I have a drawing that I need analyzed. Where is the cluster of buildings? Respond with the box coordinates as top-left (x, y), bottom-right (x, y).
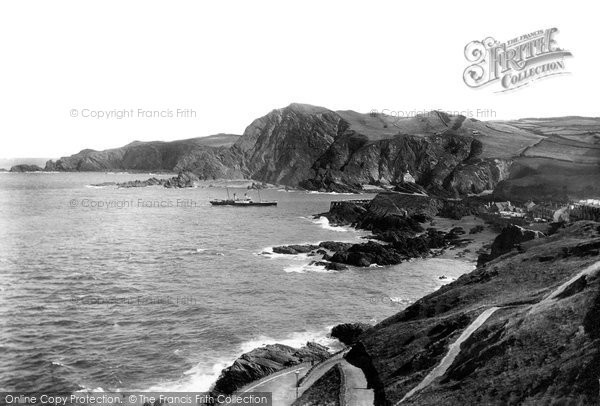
top-left (487, 199), bottom-right (600, 223)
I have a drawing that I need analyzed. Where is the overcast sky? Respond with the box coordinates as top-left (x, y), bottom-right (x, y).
top-left (0, 0), bottom-right (597, 158)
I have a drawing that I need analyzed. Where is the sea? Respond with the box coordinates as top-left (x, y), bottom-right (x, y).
top-left (0, 172), bottom-right (474, 393)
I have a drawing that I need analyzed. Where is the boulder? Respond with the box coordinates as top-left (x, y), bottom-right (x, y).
top-left (272, 244), bottom-right (319, 254)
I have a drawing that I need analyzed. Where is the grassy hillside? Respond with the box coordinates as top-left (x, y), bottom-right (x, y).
top-left (347, 221), bottom-right (600, 405)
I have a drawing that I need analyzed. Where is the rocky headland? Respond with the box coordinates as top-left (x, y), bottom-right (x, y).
top-left (36, 104), bottom-right (600, 200)
top-left (9, 164), bottom-right (44, 172)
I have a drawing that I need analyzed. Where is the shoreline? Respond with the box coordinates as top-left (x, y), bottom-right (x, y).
top-left (206, 212), bottom-right (499, 397)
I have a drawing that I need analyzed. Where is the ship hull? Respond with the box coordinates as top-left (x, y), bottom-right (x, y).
top-left (209, 200), bottom-right (277, 207)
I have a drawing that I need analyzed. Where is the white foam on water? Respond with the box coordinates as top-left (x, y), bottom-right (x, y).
top-left (284, 263), bottom-right (334, 274)
top-left (137, 326), bottom-right (342, 393)
top-left (239, 327), bottom-right (341, 355)
top-left (312, 216), bottom-right (349, 232)
top-left (144, 360), bottom-right (231, 392)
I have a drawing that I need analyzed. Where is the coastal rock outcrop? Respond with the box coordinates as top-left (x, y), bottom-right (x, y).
top-left (212, 342), bottom-right (330, 395)
top-left (477, 224), bottom-right (545, 265)
top-left (345, 221), bottom-right (600, 405)
top-left (9, 164), bottom-right (43, 172)
top-left (115, 171), bottom-right (200, 188)
top-left (331, 323), bottom-right (371, 346)
top-left (44, 134), bottom-right (242, 176)
top-left (271, 226), bottom-right (470, 268)
top-left (232, 103), bottom-right (347, 186)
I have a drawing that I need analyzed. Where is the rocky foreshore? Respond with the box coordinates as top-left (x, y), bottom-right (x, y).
top-left (211, 342), bottom-right (330, 396)
top-left (270, 189), bottom-right (493, 270)
top-left (271, 225), bottom-right (471, 270)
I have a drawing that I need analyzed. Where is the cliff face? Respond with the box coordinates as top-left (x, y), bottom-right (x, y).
top-left (44, 134), bottom-right (242, 178)
top-left (345, 221), bottom-right (600, 405)
top-left (302, 133), bottom-right (498, 195)
top-left (232, 104), bottom-right (347, 186)
top-left (43, 105), bottom-right (600, 197)
top-left (9, 164), bottom-right (44, 172)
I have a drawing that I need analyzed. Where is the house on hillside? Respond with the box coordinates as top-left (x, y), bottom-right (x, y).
top-left (491, 201), bottom-right (513, 212)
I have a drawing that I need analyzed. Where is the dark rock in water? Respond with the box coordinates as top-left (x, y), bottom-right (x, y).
top-left (9, 164), bottom-right (43, 172)
top-left (478, 224), bottom-right (545, 265)
top-left (163, 171), bottom-right (199, 188)
top-left (325, 262), bottom-right (348, 271)
top-left (212, 342), bottom-right (330, 395)
top-left (313, 261), bottom-right (348, 271)
top-left (331, 323), bottom-right (371, 346)
top-left (331, 241), bottom-right (405, 267)
top-left (90, 181), bottom-right (117, 187)
top-left (319, 202), bottom-right (368, 227)
top-left (117, 172), bottom-right (199, 188)
top-left (318, 241), bottom-right (354, 252)
top-left (272, 244), bottom-right (319, 254)
top-left (117, 178), bottom-right (163, 188)
top-left (323, 227), bottom-right (465, 268)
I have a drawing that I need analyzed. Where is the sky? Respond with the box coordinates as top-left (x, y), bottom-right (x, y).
top-left (0, 0), bottom-right (598, 159)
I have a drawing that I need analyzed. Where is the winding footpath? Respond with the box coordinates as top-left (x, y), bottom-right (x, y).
top-left (239, 362), bottom-right (311, 405)
top-left (397, 306), bottom-right (500, 404)
top-left (398, 260), bottom-right (600, 404)
top-left (238, 348), bottom-right (374, 405)
top-left (528, 260), bottom-right (600, 315)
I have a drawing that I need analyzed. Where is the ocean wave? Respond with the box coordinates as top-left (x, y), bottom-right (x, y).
top-left (311, 216), bottom-right (350, 232)
top-left (239, 327), bottom-right (342, 355)
top-left (257, 246), bottom-right (318, 260)
top-left (283, 263), bottom-right (334, 274)
top-left (143, 361), bottom-right (230, 392)
top-left (84, 185), bottom-right (109, 189)
top-left (142, 326), bottom-right (345, 392)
